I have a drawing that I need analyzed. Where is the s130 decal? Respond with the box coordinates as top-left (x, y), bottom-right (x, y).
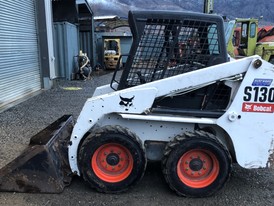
top-left (243, 86), bottom-right (274, 103)
top-left (242, 79), bottom-right (274, 113)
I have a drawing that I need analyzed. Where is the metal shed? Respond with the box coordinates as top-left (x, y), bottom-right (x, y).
top-left (0, 0), bottom-right (41, 109)
top-left (53, 22), bottom-right (79, 80)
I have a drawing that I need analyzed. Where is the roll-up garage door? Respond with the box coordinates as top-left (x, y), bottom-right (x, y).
top-left (0, 0), bottom-right (41, 109)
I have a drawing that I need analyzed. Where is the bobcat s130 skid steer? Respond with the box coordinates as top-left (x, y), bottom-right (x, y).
top-left (0, 10), bottom-right (274, 197)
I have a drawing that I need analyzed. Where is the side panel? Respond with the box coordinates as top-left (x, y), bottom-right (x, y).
top-left (100, 114), bottom-right (196, 143)
top-left (69, 57), bottom-right (256, 174)
top-left (217, 59), bottom-right (274, 168)
top-left (93, 83), bottom-right (117, 96)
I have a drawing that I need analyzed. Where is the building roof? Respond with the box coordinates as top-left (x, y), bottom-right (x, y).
top-left (94, 16), bottom-right (129, 30)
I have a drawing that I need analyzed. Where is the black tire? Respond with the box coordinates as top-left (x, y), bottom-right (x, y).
top-left (78, 125), bottom-right (147, 193)
top-left (162, 130), bottom-right (231, 197)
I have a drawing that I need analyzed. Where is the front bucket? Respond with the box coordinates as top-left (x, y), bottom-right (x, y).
top-left (0, 115), bottom-right (74, 193)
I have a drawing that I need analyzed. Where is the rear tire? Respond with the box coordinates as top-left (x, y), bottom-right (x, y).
top-left (78, 125), bottom-right (146, 193)
top-left (162, 130), bottom-right (231, 197)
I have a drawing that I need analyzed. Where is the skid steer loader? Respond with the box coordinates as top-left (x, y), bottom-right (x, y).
top-left (1, 10), bottom-right (274, 197)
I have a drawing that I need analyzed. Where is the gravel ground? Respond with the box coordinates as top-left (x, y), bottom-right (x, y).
top-left (0, 71), bottom-right (274, 206)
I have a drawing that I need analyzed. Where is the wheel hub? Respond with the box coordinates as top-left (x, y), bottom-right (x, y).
top-left (106, 153), bottom-right (120, 166)
top-left (177, 149), bottom-right (220, 188)
top-left (91, 143), bottom-right (134, 183)
top-left (189, 158), bottom-right (203, 171)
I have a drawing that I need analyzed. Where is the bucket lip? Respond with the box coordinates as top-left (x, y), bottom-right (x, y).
top-left (30, 115), bottom-right (73, 146)
top-left (0, 115), bottom-right (74, 193)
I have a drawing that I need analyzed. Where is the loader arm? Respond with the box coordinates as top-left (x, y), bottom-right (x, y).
top-left (69, 56), bottom-right (256, 175)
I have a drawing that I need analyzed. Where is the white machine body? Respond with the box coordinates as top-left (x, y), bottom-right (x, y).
top-left (68, 56), bottom-right (274, 175)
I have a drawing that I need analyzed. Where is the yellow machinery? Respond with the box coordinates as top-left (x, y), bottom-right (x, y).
top-left (226, 18), bottom-right (274, 64)
top-left (104, 38), bottom-right (121, 70)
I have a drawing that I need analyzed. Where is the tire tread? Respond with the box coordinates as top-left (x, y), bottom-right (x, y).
top-left (78, 125), bottom-right (146, 193)
top-left (162, 130), bottom-right (232, 197)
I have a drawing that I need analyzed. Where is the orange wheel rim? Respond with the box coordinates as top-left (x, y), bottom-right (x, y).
top-left (177, 149), bottom-right (219, 188)
top-left (91, 143), bottom-right (133, 183)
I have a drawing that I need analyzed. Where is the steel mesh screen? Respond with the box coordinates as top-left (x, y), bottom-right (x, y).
top-left (204, 83), bottom-right (231, 110)
top-left (125, 18), bottom-right (220, 87)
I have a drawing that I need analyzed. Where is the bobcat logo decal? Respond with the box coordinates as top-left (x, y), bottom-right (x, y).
top-left (119, 95), bottom-right (135, 107)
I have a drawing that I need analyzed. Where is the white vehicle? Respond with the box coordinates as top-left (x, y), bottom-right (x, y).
top-left (1, 10), bottom-right (273, 198)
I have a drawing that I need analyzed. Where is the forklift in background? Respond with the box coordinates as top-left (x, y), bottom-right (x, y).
top-left (203, 0), bottom-right (274, 64)
top-left (226, 18), bottom-right (274, 64)
top-left (103, 38), bottom-right (122, 69)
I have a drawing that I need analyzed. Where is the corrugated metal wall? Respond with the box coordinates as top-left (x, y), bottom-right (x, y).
top-left (79, 32), bottom-right (92, 61)
top-left (0, 0), bottom-right (41, 109)
top-left (53, 22), bottom-right (79, 80)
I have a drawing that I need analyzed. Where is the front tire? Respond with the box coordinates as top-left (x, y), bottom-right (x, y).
top-left (162, 130), bottom-right (231, 197)
top-left (78, 125), bottom-right (146, 193)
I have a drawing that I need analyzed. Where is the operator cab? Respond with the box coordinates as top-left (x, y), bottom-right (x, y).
top-left (111, 11), bottom-right (231, 116)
